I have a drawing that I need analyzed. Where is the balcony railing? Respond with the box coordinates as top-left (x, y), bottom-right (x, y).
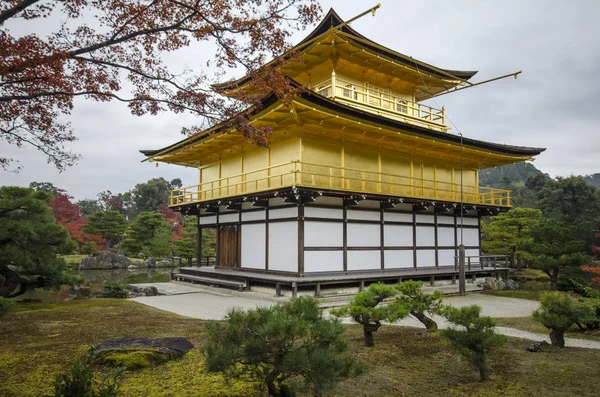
top-left (313, 77), bottom-right (446, 131)
top-left (170, 161), bottom-right (511, 207)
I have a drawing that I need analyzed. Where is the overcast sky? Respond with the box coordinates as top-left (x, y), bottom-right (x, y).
top-left (2, 0), bottom-right (599, 200)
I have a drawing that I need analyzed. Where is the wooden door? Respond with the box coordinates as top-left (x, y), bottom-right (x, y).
top-left (218, 225), bottom-right (238, 267)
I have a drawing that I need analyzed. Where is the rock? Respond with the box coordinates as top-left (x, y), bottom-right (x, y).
top-left (75, 287), bottom-right (91, 299)
top-left (79, 250), bottom-right (132, 270)
top-left (143, 286), bottom-right (159, 296)
top-left (495, 279), bottom-right (506, 290)
top-left (480, 277), bottom-right (496, 291)
top-left (156, 259), bottom-right (172, 268)
top-left (147, 257), bottom-right (156, 268)
top-left (505, 279), bottom-right (520, 290)
top-left (527, 340), bottom-right (549, 352)
top-left (92, 337), bottom-right (194, 369)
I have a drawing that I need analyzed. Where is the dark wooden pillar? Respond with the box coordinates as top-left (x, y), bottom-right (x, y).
top-left (196, 216), bottom-right (203, 267)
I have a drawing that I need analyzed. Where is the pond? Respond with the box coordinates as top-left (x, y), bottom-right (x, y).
top-left (16, 267), bottom-right (178, 303)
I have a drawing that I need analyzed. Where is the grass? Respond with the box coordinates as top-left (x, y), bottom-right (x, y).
top-left (2, 299), bottom-right (600, 397)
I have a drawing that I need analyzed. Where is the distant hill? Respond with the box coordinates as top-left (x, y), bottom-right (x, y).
top-left (479, 162), bottom-right (544, 189)
top-left (584, 174), bottom-right (600, 189)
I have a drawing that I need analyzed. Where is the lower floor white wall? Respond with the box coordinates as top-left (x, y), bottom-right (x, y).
top-left (304, 251), bottom-right (343, 273)
top-left (241, 224), bottom-right (265, 269)
top-left (268, 222), bottom-right (298, 272)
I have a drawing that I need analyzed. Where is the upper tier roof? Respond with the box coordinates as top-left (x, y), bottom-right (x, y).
top-left (213, 8), bottom-right (478, 100)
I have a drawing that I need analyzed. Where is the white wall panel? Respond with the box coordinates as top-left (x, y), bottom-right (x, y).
top-left (304, 207), bottom-right (343, 219)
top-left (219, 213), bottom-right (238, 223)
top-left (463, 217), bottom-right (479, 226)
top-left (438, 249), bottom-right (456, 267)
top-left (437, 216), bottom-right (455, 225)
top-left (464, 228), bottom-right (480, 247)
top-left (416, 214), bottom-right (435, 224)
top-left (269, 207), bottom-right (298, 219)
top-left (417, 249), bottom-right (436, 267)
top-left (347, 250), bottom-right (381, 271)
top-left (384, 250), bottom-right (414, 269)
top-left (241, 224), bottom-right (265, 269)
top-left (438, 227), bottom-right (455, 247)
top-left (347, 223), bottom-right (380, 247)
top-left (383, 212), bottom-right (412, 222)
top-left (383, 225), bottom-right (413, 247)
top-left (242, 210), bottom-right (265, 222)
top-left (466, 249), bottom-right (480, 258)
top-left (305, 222), bottom-right (343, 247)
top-left (199, 215), bottom-right (216, 225)
top-left (416, 226), bottom-right (435, 247)
top-left (268, 222), bottom-right (297, 272)
top-left (304, 251), bottom-right (343, 273)
top-left (347, 209), bottom-right (380, 221)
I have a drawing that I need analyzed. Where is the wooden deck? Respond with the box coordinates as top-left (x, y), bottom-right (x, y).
top-left (172, 265), bottom-right (509, 297)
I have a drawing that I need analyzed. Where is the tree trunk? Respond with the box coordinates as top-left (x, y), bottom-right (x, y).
top-left (363, 326), bottom-right (375, 348)
top-left (411, 311), bottom-right (438, 331)
top-left (0, 263), bottom-right (26, 298)
top-left (265, 377), bottom-right (280, 397)
top-left (549, 329), bottom-right (565, 347)
top-left (479, 366), bottom-right (491, 381)
top-left (516, 254), bottom-right (522, 271)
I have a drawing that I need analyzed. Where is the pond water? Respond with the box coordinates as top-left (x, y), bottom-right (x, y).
top-left (16, 267), bottom-right (178, 303)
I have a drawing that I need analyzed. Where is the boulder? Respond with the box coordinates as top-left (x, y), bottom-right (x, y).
top-left (505, 279), bottom-right (520, 290)
top-left (143, 286), bottom-right (159, 296)
top-left (526, 340), bottom-right (549, 352)
top-left (92, 337), bottom-right (194, 369)
top-left (147, 257), bottom-right (157, 268)
top-left (79, 250), bottom-right (133, 270)
top-left (156, 259), bottom-right (172, 268)
top-left (478, 277), bottom-right (519, 291)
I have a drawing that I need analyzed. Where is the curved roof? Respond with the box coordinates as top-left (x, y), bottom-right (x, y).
top-left (141, 80), bottom-right (544, 161)
top-left (212, 8), bottom-right (477, 93)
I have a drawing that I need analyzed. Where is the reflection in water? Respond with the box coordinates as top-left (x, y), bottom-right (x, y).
top-left (16, 267), bottom-right (177, 303)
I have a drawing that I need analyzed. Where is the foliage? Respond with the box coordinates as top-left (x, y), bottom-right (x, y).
top-left (440, 305), bottom-right (506, 381)
top-left (0, 186), bottom-right (78, 298)
top-left (49, 191), bottom-right (105, 250)
top-left (521, 217), bottom-right (589, 290)
top-left (532, 292), bottom-right (593, 347)
top-left (122, 212), bottom-right (168, 256)
top-left (557, 277), bottom-right (600, 298)
top-left (76, 199), bottom-right (103, 218)
top-left (204, 297), bottom-right (364, 397)
top-left (84, 211), bottom-right (127, 249)
top-left (395, 280), bottom-right (442, 331)
top-left (172, 217), bottom-right (216, 263)
top-left (100, 282), bottom-right (129, 299)
top-left (52, 349), bottom-right (123, 397)
top-left (0, 297), bottom-right (16, 318)
top-left (131, 179), bottom-right (181, 215)
top-left (581, 264), bottom-right (600, 286)
top-left (580, 299), bottom-right (600, 331)
top-left (481, 208), bottom-right (542, 267)
top-left (331, 282), bottom-right (408, 347)
top-left (1, 0), bottom-right (320, 171)
top-left (157, 203), bottom-right (185, 240)
top-left (479, 162), bottom-right (544, 190)
top-left (142, 226), bottom-right (173, 259)
top-left (80, 241), bottom-right (97, 256)
top-left (584, 173), bottom-right (600, 189)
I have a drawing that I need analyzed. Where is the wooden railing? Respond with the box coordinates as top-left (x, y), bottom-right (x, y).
top-left (170, 161), bottom-right (511, 207)
top-left (454, 255), bottom-right (511, 270)
top-left (314, 77), bottom-right (446, 131)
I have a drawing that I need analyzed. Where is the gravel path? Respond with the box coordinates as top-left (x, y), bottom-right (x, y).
top-left (132, 290), bottom-right (600, 349)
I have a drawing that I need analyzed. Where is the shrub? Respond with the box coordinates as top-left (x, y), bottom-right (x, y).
top-left (395, 280), bottom-right (443, 331)
top-left (331, 282), bottom-right (408, 347)
top-left (558, 278), bottom-right (599, 298)
top-left (99, 282), bottom-right (129, 299)
top-left (204, 297), bottom-right (364, 397)
top-left (52, 349), bottom-right (123, 397)
top-left (80, 241), bottom-right (96, 256)
top-left (440, 305), bottom-right (506, 381)
top-left (0, 297), bottom-right (16, 318)
top-left (532, 292), bottom-right (593, 347)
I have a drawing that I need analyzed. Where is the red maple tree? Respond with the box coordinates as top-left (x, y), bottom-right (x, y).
top-left (48, 190), bottom-right (105, 249)
top-left (1, 0), bottom-right (320, 170)
top-left (157, 203), bottom-right (185, 241)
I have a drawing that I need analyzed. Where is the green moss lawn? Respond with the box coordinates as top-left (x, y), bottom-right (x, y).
top-left (2, 299), bottom-right (600, 397)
